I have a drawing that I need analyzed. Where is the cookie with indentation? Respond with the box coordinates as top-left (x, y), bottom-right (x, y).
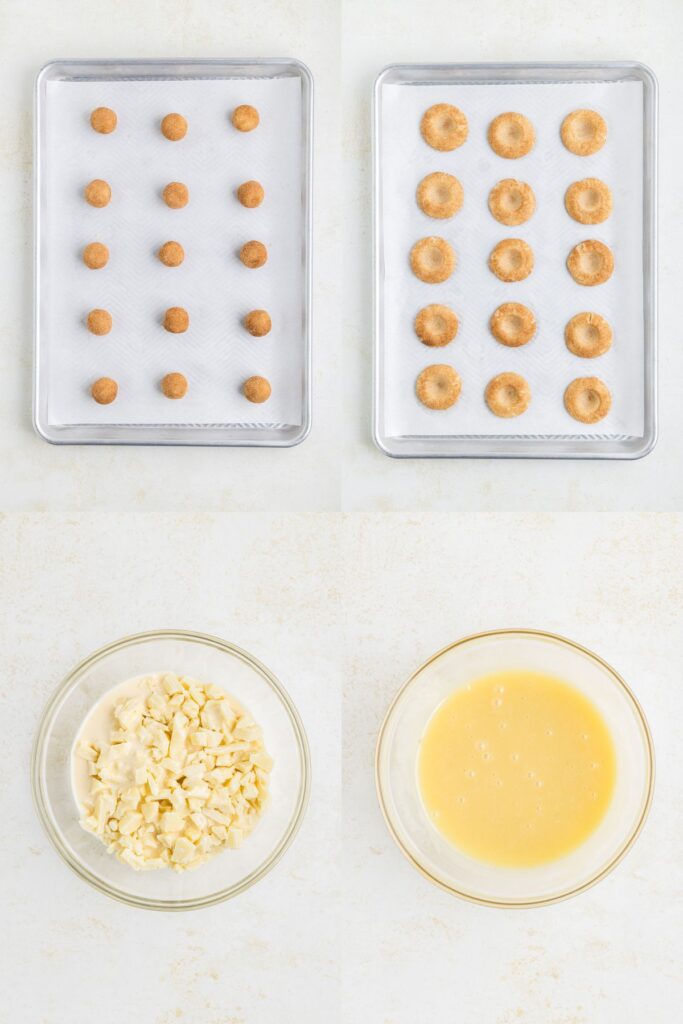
top-left (488, 238), bottom-right (534, 282)
top-left (90, 107), bottom-right (117, 134)
top-left (567, 240), bottom-right (613, 286)
top-left (565, 313), bottom-right (612, 358)
top-left (488, 113), bottom-right (535, 158)
top-left (410, 236), bottom-right (456, 284)
top-left (232, 105), bottom-right (259, 132)
top-left (485, 372), bottom-right (531, 418)
top-left (565, 178), bottom-right (612, 225)
top-left (488, 179), bottom-right (535, 226)
top-left (561, 110), bottom-right (607, 156)
top-left (161, 113), bottom-right (187, 141)
top-left (244, 310), bottom-right (272, 337)
top-left (83, 242), bottom-right (109, 269)
top-left (243, 376), bottom-right (272, 403)
top-left (415, 364), bottom-right (461, 410)
top-left (237, 180), bottom-right (265, 208)
top-left (161, 372), bottom-right (188, 399)
top-left (84, 179), bottom-right (111, 208)
top-left (490, 303), bottom-right (536, 348)
top-left (564, 377), bottom-right (611, 423)
top-left (420, 104), bottom-right (468, 151)
top-left (158, 241), bottom-right (185, 267)
top-left (91, 377), bottom-right (118, 404)
top-left (87, 309), bottom-right (112, 336)
top-left (416, 172), bottom-right (463, 219)
top-left (163, 182), bottom-right (189, 209)
top-left (414, 304), bottom-right (458, 347)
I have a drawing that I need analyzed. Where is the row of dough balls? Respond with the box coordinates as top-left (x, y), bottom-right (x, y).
top-left (90, 105), bottom-right (261, 137)
top-left (417, 173), bottom-right (612, 226)
top-left (84, 178), bottom-right (264, 210)
top-left (416, 366), bottom-right (611, 424)
top-left (415, 303), bottom-right (612, 358)
top-left (85, 307), bottom-right (272, 337)
top-left (410, 235), bottom-right (614, 286)
top-left (420, 105), bottom-right (607, 158)
top-left (81, 239), bottom-right (268, 269)
top-left (91, 374), bottom-right (272, 405)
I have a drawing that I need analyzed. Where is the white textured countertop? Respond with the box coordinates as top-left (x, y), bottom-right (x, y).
top-left (1, 0), bottom-right (682, 1021)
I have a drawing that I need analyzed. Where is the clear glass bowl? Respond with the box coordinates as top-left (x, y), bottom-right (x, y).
top-left (32, 630), bottom-right (310, 910)
top-left (376, 629), bottom-right (654, 908)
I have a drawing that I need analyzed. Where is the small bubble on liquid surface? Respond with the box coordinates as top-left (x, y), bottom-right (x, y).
top-left (511, 752), bottom-right (520, 762)
top-left (581, 732), bottom-right (589, 742)
top-left (546, 728), bottom-right (554, 737)
top-left (465, 768), bottom-right (477, 779)
top-left (499, 721), bottom-right (509, 731)
top-left (527, 770), bottom-right (536, 779)
top-left (492, 698), bottom-right (504, 709)
top-left (476, 740), bottom-right (488, 752)
top-left (535, 780), bottom-right (544, 788)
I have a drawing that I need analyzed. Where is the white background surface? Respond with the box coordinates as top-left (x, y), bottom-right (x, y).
top-left (1, 0), bottom-right (682, 1022)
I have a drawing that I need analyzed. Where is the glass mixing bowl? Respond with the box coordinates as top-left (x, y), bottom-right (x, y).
top-left (32, 629), bottom-right (310, 910)
top-left (376, 629), bottom-right (654, 908)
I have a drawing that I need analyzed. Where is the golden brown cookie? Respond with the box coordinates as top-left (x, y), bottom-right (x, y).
top-left (488, 113), bottom-right (535, 159)
top-left (565, 313), bottom-right (612, 358)
top-left (161, 113), bottom-right (187, 141)
top-left (239, 240), bottom-right (268, 268)
top-left (561, 110), bottom-right (607, 156)
top-left (244, 310), bottom-right (272, 337)
top-left (410, 236), bottom-right (456, 284)
top-left (488, 179), bottom-right (535, 226)
top-left (565, 178), bottom-right (612, 225)
top-left (567, 240), bottom-right (613, 286)
top-left (91, 377), bottom-right (118, 404)
top-left (415, 364), bottom-right (461, 410)
top-left (83, 242), bottom-right (109, 269)
top-left (163, 182), bottom-right (189, 209)
top-left (488, 238), bottom-right (534, 282)
top-left (414, 304), bottom-right (459, 347)
top-left (564, 377), bottom-right (611, 423)
top-left (489, 303), bottom-right (536, 348)
top-left (86, 309), bottom-right (112, 336)
top-left (158, 241), bottom-right (185, 267)
top-left (161, 372), bottom-right (188, 399)
top-left (485, 372), bottom-right (531, 418)
top-left (90, 107), bottom-right (117, 134)
top-left (232, 105), bottom-right (260, 132)
top-left (416, 172), bottom-right (463, 219)
top-left (163, 307), bottom-right (189, 334)
top-left (84, 179), bottom-right (111, 208)
top-left (420, 104), bottom-right (468, 152)
top-left (243, 375), bottom-right (272, 403)
top-left (237, 180), bottom-right (265, 208)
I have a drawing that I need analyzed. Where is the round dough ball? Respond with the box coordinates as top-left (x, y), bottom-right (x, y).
top-left (237, 180), bottom-right (265, 208)
top-left (84, 179), bottom-right (112, 208)
top-left (410, 236), bottom-right (456, 284)
top-left (83, 242), bottom-right (109, 269)
top-left (565, 178), bottom-right (612, 225)
top-left (488, 179), bottom-right (535, 226)
top-left (566, 240), bottom-right (614, 286)
top-left (488, 112), bottom-right (535, 158)
top-left (161, 113), bottom-right (187, 141)
top-left (163, 182), bottom-right (189, 209)
top-left (565, 313), bottom-right (613, 358)
top-left (488, 238), bottom-right (534, 282)
top-left (489, 302), bottom-right (536, 347)
top-left (416, 172), bottom-right (463, 219)
top-left (91, 377), bottom-right (118, 404)
top-left (239, 240), bottom-right (268, 268)
top-left (414, 304), bottom-right (458, 347)
top-left (415, 364), bottom-right (461, 410)
top-left (163, 307), bottom-right (189, 333)
top-left (243, 375), bottom-right (272, 403)
top-left (232, 105), bottom-right (260, 132)
top-left (87, 308), bottom-right (112, 335)
top-left (244, 310), bottom-right (272, 337)
top-left (420, 104), bottom-right (468, 152)
top-left (161, 372), bottom-right (188, 399)
top-left (485, 372), bottom-right (531, 418)
top-left (561, 110), bottom-right (607, 156)
top-left (158, 241), bottom-right (185, 267)
top-left (90, 107), bottom-right (117, 134)
top-left (564, 376), bottom-right (611, 423)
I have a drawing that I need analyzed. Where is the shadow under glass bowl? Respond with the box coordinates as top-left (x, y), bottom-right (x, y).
top-left (376, 629), bottom-right (654, 908)
top-left (32, 629), bottom-right (310, 911)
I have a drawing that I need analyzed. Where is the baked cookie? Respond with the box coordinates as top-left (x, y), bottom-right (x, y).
top-left (488, 179), bottom-right (535, 226)
top-left (561, 110), bottom-right (607, 156)
top-left (565, 178), bottom-right (612, 225)
top-left (161, 372), bottom-right (188, 399)
top-left (161, 113), bottom-right (187, 141)
top-left (243, 376), bottom-right (272, 403)
top-left (485, 372), bottom-right (531, 418)
top-left (416, 172), bottom-right (463, 219)
top-left (410, 236), bottom-right (456, 284)
top-left (237, 180), bottom-right (265, 208)
top-left (232, 105), bottom-right (260, 132)
top-left (90, 107), bottom-right (117, 134)
top-left (244, 310), bottom-right (272, 337)
top-left (564, 377), bottom-right (611, 423)
top-left (565, 312), bottom-right (612, 358)
top-left (414, 304), bottom-right (459, 347)
top-left (488, 113), bottom-right (535, 159)
top-left (87, 309), bottom-right (112, 335)
top-left (567, 240), bottom-right (613, 286)
top-left (490, 303), bottom-right (536, 348)
top-left (163, 182), bottom-right (189, 209)
top-left (84, 179), bottom-right (111, 208)
top-left (83, 242), bottom-right (109, 269)
top-left (91, 377), bottom-right (118, 404)
top-left (158, 241), bottom-right (185, 267)
top-left (415, 364), bottom-right (461, 410)
top-left (239, 240), bottom-right (268, 268)
top-left (488, 238), bottom-right (534, 282)
top-left (163, 307), bottom-right (189, 333)
top-left (420, 104), bottom-right (468, 152)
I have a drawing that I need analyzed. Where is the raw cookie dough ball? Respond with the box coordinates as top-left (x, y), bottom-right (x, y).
top-left (410, 236), bottom-right (456, 284)
top-left (239, 240), bottom-right (268, 268)
top-left (90, 107), bottom-right (117, 134)
top-left (244, 310), bottom-right (272, 337)
top-left (488, 113), bottom-right (535, 159)
top-left (415, 364), bottom-right (461, 410)
top-left (561, 109), bottom-right (607, 156)
top-left (243, 375), bottom-right (272, 403)
top-left (91, 377), bottom-right (118, 404)
top-left (416, 172), bottom-right (463, 219)
top-left (565, 312), bottom-right (613, 358)
top-left (414, 304), bottom-right (459, 347)
top-left (161, 372), bottom-right (188, 399)
top-left (567, 240), bottom-right (614, 286)
top-left (488, 238), bottom-right (534, 282)
top-left (232, 105), bottom-right (260, 132)
top-left (237, 180), bottom-right (265, 208)
top-left (420, 104), bottom-right (468, 152)
top-left (565, 178), bottom-right (612, 225)
top-left (489, 302), bottom-right (536, 347)
top-left (485, 372), bottom-right (531, 418)
top-left (161, 113), bottom-right (187, 141)
top-left (83, 242), bottom-right (109, 269)
top-left (158, 241), bottom-right (185, 267)
top-left (84, 179), bottom-right (112, 208)
top-left (163, 307), bottom-right (189, 333)
top-left (488, 179), bottom-right (535, 226)
top-left (87, 308), bottom-right (112, 335)
top-left (163, 182), bottom-right (189, 209)
top-left (564, 376), bottom-right (611, 423)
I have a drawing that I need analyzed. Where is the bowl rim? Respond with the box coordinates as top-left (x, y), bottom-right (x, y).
top-left (375, 627), bottom-right (655, 909)
top-left (31, 628), bottom-right (311, 911)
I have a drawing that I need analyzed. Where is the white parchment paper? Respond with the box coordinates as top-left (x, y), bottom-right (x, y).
top-left (42, 76), bottom-right (304, 427)
top-left (379, 80), bottom-right (645, 438)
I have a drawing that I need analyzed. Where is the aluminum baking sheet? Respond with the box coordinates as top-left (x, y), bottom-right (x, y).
top-left (373, 62), bottom-right (657, 459)
top-left (34, 59), bottom-right (312, 446)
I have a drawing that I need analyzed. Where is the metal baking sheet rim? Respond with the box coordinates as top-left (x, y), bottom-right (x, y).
top-left (372, 60), bottom-right (658, 460)
top-left (33, 58), bottom-right (313, 448)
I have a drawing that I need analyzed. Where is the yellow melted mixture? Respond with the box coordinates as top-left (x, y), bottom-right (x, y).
top-left (418, 670), bottom-right (616, 867)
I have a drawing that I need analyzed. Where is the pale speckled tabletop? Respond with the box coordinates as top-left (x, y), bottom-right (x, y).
top-left (1, 0), bottom-right (682, 1021)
